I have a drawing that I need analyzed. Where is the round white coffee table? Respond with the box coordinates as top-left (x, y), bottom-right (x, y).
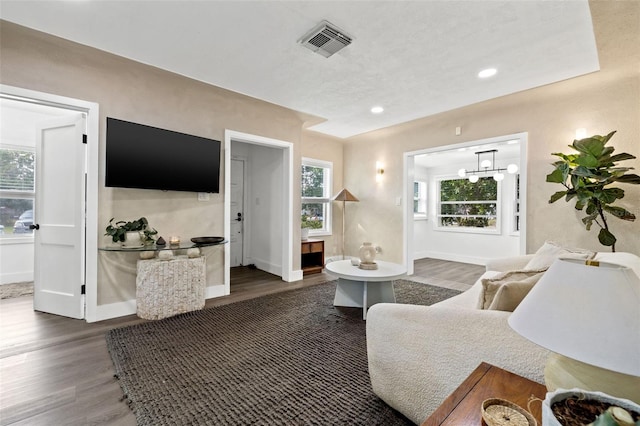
top-left (325, 260), bottom-right (407, 320)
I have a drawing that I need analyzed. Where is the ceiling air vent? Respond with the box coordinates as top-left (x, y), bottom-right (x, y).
top-left (299, 21), bottom-right (353, 58)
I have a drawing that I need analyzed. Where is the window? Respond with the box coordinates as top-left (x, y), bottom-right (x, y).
top-left (514, 174), bottom-right (521, 232)
top-left (413, 181), bottom-right (427, 219)
top-left (436, 176), bottom-right (499, 233)
top-left (0, 146), bottom-right (35, 237)
top-left (301, 158), bottom-right (332, 236)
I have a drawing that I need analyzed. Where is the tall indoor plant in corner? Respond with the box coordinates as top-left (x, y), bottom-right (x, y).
top-left (546, 131), bottom-right (640, 252)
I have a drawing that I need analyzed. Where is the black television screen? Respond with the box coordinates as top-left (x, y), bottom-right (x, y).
top-left (106, 118), bottom-right (220, 193)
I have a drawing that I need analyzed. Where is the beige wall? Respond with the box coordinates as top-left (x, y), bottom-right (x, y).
top-left (342, 1), bottom-right (640, 260)
top-left (0, 21), bottom-right (342, 305)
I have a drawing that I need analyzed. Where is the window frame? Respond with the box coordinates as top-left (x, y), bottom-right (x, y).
top-left (434, 175), bottom-right (501, 235)
top-left (413, 180), bottom-right (427, 220)
top-left (0, 144), bottom-right (36, 241)
top-left (301, 157), bottom-right (333, 237)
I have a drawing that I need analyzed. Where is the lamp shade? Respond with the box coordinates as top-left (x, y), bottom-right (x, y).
top-left (333, 188), bottom-right (359, 202)
top-left (508, 258), bottom-right (640, 377)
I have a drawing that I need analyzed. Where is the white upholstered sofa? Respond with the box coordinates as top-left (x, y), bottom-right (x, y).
top-left (366, 248), bottom-right (640, 425)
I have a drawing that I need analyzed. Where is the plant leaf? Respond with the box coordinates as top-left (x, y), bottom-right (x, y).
top-left (549, 191), bottom-right (567, 203)
top-left (615, 174), bottom-right (640, 184)
top-left (575, 154), bottom-right (599, 168)
top-left (573, 137), bottom-right (605, 158)
top-left (603, 205), bottom-right (636, 221)
top-left (598, 228), bottom-right (616, 246)
top-left (609, 152), bottom-right (636, 162)
top-left (546, 168), bottom-right (566, 184)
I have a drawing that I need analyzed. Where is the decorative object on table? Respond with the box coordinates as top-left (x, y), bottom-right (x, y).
top-left (105, 217), bottom-right (156, 247)
top-left (158, 250), bottom-right (173, 261)
top-left (190, 236), bottom-right (225, 245)
top-left (350, 257), bottom-right (360, 266)
top-left (546, 131), bottom-right (639, 252)
top-left (358, 242), bottom-right (378, 270)
top-left (509, 258), bottom-right (640, 403)
top-left (169, 236), bottom-right (180, 247)
top-left (481, 398), bottom-right (536, 426)
top-left (542, 389), bottom-right (640, 426)
top-left (187, 248), bottom-right (201, 258)
top-left (332, 188), bottom-right (359, 260)
top-left (139, 251), bottom-right (156, 260)
top-left (301, 226), bottom-right (310, 241)
top-left (156, 236), bottom-right (166, 246)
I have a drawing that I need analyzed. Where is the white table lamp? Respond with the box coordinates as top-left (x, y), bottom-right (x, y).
top-left (508, 258), bottom-right (640, 403)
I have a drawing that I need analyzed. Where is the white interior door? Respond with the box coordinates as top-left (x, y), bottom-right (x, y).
top-left (230, 158), bottom-right (245, 267)
top-left (33, 114), bottom-right (86, 319)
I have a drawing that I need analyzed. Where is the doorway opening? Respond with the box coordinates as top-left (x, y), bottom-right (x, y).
top-left (403, 133), bottom-right (528, 275)
top-left (0, 85), bottom-right (99, 321)
top-left (224, 130), bottom-right (296, 295)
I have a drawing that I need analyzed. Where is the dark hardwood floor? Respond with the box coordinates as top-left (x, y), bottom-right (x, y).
top-left (0, 258), bottom-right (484, 425)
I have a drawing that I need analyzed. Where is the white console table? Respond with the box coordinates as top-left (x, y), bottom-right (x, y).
top-left (136, 255), bottom-right (206, 320)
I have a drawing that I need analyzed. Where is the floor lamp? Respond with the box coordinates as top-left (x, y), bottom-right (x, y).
top-left (332, 188), bottom-right (359, 260)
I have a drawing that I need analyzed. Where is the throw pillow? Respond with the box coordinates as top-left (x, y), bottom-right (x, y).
top-left (477, 269), bottom-right (546, 310)
top-left (487, 279), bottom-right (538, 312)
top-left (524, 240), bottom-right (596, 270)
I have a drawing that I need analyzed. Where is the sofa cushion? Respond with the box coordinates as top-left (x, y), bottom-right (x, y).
top-left (478, 269), bottom-right (546, 310)
top-left (524, 240), bottom-right (595, 270)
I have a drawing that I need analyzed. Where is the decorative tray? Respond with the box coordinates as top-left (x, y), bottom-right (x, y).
top-left (191, 236), bottom-right (225, 245)
top-left (482, 398), bottom-right (537, 426)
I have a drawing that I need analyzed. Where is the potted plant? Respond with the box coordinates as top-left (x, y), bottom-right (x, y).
top-left (105, 217), bottom-right (156, 247)
top-left (543, 389), bottom-right (640, 426)
top-left (546, 131), bottom-right (640, 251)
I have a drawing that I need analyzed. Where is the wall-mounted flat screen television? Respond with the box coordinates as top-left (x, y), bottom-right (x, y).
top-left (106, 118), bottom-right (220, 193)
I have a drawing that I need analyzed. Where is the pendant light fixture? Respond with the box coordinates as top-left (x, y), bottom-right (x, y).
top-left (458, 149), bottom-right (518, 182)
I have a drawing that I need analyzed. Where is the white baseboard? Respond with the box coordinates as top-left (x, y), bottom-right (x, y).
top-left (415, 250), bottom-right (486, 266)
top-left (252, 258), bottom-right (282, 277)
top-left (287, 270), bottom-right (304, 282)
top-left (1, 271), bottom-right (34, 285)
top-left (93, 298), bottom-right (137, 322)
top-left (92, 285), bottom-right (229, 322)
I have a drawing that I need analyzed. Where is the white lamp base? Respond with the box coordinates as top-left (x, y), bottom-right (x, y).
top-left (545, 353), bottom-right (640, 404)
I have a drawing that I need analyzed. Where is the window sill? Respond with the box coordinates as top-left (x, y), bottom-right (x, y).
top-left (413, 216), bottom-right (428, 221)
top-left (434, 227), bottom-right (500, 235)
top-left (309, 231), bottom-right (332, 238)
top-left (0, 235), bottom-right (34, 245)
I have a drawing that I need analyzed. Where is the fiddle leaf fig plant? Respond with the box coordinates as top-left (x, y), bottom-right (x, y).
top-left (546, 131), bottom-right (640, 252)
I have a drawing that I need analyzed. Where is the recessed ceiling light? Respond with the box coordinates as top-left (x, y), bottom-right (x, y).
top-left (371, 106), bottom-right (384, 114)
top-left (478, 68), bottom-right (497, 78)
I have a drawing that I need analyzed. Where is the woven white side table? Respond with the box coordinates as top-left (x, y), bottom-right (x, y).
top-left (136, 255), bottom-right (206, 320)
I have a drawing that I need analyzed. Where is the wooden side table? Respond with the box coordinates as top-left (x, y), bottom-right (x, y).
top-left (301, 239), bottom-right (324, 275)
top-left (422, 362), bottom-right (547, 426)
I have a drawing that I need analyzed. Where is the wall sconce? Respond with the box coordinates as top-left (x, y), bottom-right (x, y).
top-left (376, 161), bottom-right (384, 183)
top-left (575, 128), bottom-right (587, 140)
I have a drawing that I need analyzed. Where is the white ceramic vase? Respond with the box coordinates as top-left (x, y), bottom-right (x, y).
top-left (301, 228), bottom-right (310, 241)
top-left (123, 231), bottom-right (142, 247)
top-left (359, 242), bottom-right (376, 264)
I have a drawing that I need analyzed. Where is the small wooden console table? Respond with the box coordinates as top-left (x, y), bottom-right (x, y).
top-left (421, 362), bottom-right (546, 426)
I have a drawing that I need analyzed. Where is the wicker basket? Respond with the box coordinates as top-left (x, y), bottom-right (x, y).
top-left (482, 398), bottom-right (537, 426)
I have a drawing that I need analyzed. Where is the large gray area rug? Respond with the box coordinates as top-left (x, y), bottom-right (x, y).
top-left (0, 282), bottom-right (33, 299)
top-left (106, 280), bottom-right (461, 425)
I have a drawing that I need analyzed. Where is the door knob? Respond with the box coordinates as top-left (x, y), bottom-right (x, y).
top-left (235, 213), bottom-right (242, 222)
top-left (30, 224), bottom-right (40, 230)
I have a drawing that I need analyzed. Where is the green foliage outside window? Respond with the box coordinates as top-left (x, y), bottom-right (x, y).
top-left (439, 177), bottom-right (498, 228)
top-left (0, 148), bottom-right (34, 192)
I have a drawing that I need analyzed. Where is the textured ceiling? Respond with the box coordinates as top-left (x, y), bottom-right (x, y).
top-left (0, 1), bottom-right (599, 139)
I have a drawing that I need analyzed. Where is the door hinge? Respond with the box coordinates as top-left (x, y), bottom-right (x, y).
top-left (81, 284), bottom-right (86, 294)
top-left (82, 134), bottom-right (87, 144)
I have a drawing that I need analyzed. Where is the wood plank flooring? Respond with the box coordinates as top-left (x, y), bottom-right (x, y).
top-left (0, 258), bottom-right (484, 425)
